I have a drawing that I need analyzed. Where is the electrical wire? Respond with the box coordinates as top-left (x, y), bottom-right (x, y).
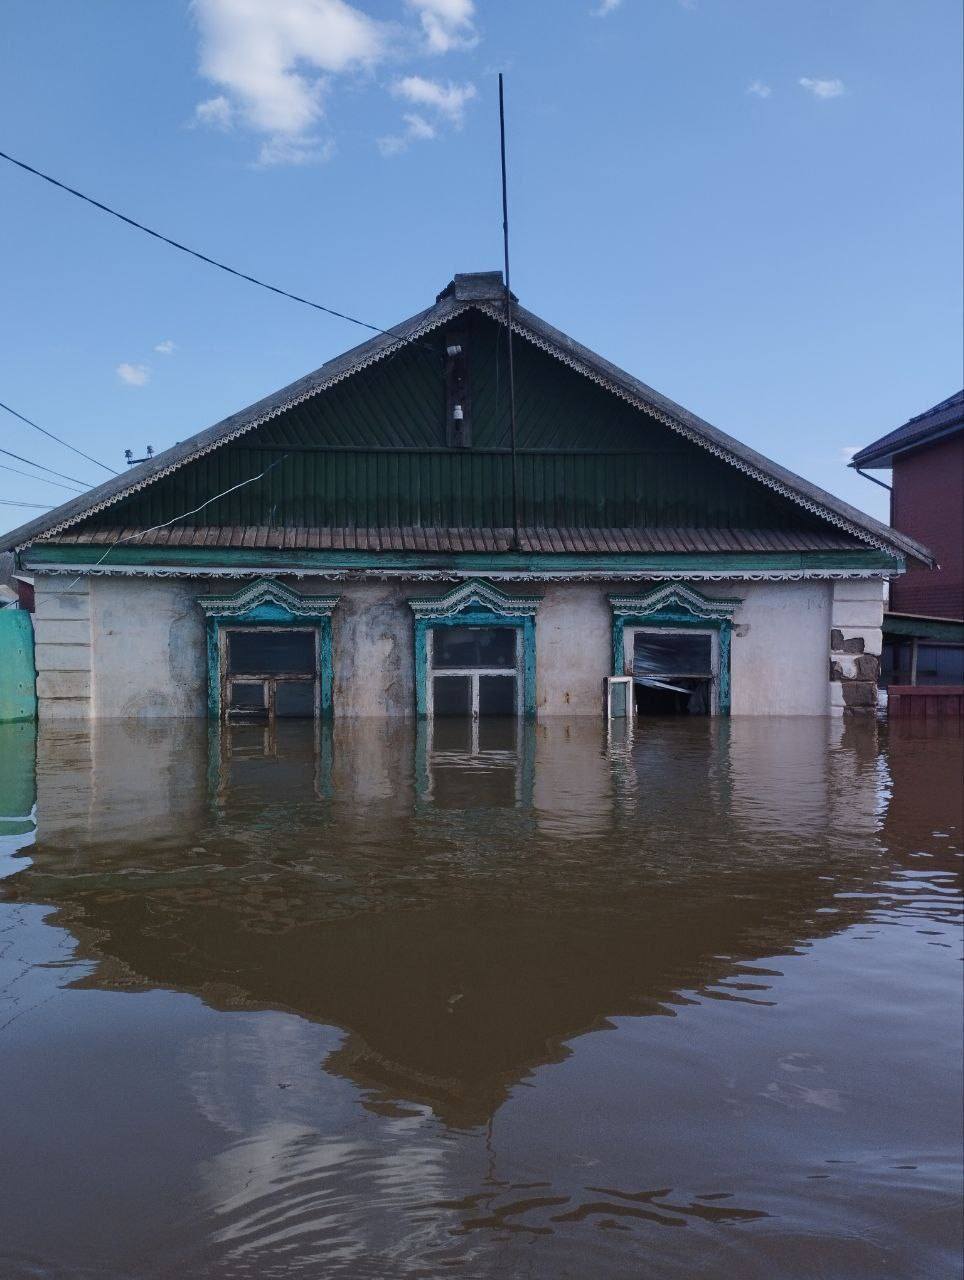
top-left (0, 445), bottom-right (89, 486)
top-left (0, 147), bottom-right (432, 346)
top-left (62, 453), bottom-right (291, 589)
top-left (0, 399), bottom-right (116, 474)
top-left (0, 498), bottom-right (52, 508)
top-left (0, 461), bottom-right (85, 492)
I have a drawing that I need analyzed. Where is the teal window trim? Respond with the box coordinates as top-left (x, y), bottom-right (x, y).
top-left (198, 579), bottom-right (339, 719)
top-left (409, 580), bottom-right (541, 719)
top-left (609, 584), bottom-right (740, 716)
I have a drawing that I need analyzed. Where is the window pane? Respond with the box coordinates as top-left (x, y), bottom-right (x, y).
top-left (228, 629), bottom-right (315, 675)
top-left (276, 681), bottom-right (316, 718)
top-left (633, 631), bottom-right (712, 677)
top-left (229, 682), bottom-right (267, 715)
top-left (479, 674), bottom-right (516, 716)
top-left (433, 626), bottom-right (516, 669)
top-left (433, 674), bottom-right (472, 716)
top-left (916, 644), bottom-right (964, 685)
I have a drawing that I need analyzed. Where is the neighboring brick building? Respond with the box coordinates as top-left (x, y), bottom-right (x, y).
top-left (850, 390), bottom-right (964, 694)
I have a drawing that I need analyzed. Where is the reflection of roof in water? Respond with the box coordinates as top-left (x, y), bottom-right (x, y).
top-left (8, 716), bottom-right (959, 1128)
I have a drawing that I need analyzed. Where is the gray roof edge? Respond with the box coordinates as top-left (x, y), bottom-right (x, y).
top-left (849, 421), bottom-right (964, 469)
top-left (0, 283), bottom-right (933, 567)
top-left (489, 300), bottom-right (934, 567)
top-left (0, 296), bottom-right (458, 553)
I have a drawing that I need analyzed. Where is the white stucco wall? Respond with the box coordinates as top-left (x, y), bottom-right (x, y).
top-left (32, 572), bottom-right (859, 719)
top-left (535, 585), bottom-right (612, 715)
top-left (728, 580), bottom-right (834, 716)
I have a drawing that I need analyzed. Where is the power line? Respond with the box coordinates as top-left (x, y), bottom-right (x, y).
top-left (0, 498), bottom-right (52, 508)
top-left (0, 445), bottom-right (89, 487)
top-left (0, 147), bottom-right (432, 346)
top-left (63, 453), bottom-right (291, 589)
top-left (0, 461), bottom-right (85, 493)
top-left (0, 399), bottom-right (116, 473)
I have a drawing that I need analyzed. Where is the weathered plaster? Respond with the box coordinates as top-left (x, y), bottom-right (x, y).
top-left (828, 579), bottom-right (885, 717)
top-left (33, 576), bottom-right (92, 721)
top-left (535, 586), bottom-right (612, 715)
top-left (728, 580), bottom-right (834, 716)
top-left (38, 573), bottom-right (865, 719)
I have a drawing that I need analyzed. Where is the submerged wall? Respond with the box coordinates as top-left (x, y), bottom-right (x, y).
top-left (30, 573), bottom-right (881, 720)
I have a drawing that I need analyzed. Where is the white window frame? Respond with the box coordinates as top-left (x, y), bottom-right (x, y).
top-left (604, 675), bottom-right (635, 722)
top-left (426, 625), bottom-right (523, 720)
top-left (623, 625), bottom-right (720, 715)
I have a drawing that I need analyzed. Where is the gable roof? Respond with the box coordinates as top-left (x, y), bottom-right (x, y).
top-left (0, 271), bottom-right (933, 565)
top-left (849, 389), bottom-right (964, 470)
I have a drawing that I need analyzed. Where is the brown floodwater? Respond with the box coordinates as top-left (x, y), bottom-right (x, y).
top-left (0, 714), bottom-right (961, 1279)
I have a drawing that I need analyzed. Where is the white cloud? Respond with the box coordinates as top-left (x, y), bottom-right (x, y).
top-left (194, 95), bottom-right (234, 129)
top-left (407, 0), bottom-right (477, 53)
top-left (377, 111), bottom-right (438, 156)
top-left (117, 362), bottom-right (150, 387)
top-left (839, 445), bottom-right (860, 462)
top-left (590, 0), bottom-right (622, 15)
top-left (154, 339), bottom-right (177, 355)
top-left (799, 76), bottom-right (845, 100)
top-left (403, 112), bottom-right (437, 141)
top-left (391, 75), bottom-right (476, 125)
top-left (192, 0), bottom-right (388, 163)
top-left (257, 136), bottom-right (335, 166)
top-left (747, 80), bottom-right (771, 99)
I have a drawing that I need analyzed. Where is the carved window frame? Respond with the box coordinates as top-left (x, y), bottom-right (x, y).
top-left (409, 580), bottom-right (541, 719)
top-left (608, 584), bottom-right (741, 716)
top-left (198, 579), bottom-right (339, 720)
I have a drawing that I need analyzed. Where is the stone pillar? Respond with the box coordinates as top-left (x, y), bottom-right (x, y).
top-left (32, 576), bottom-right (93, 719)
top-left (829, 579), bottom-right (884, 716)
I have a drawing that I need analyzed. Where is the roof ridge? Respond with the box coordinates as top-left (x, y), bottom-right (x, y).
top-left (0, 281), bottom-right (934, 566)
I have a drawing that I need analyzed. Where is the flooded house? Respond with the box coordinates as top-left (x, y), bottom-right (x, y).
top-left (0, 272), bottom-right (932, 723)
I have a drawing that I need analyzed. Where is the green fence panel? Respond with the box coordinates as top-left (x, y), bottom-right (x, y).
top-left (0, 611), bottom-right (37, 723)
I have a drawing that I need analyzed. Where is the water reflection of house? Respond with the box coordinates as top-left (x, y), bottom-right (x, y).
top-left (1, 273), bottom-right (932, 725)
top-left (10, 717), bottom-right (930, 1128)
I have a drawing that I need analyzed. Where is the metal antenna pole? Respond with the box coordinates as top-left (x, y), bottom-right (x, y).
top-left (499, 73), bottom-right (521, 552)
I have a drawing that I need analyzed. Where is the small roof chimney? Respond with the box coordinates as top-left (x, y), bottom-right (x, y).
top-left (436, 271), bottom-right (516, 304)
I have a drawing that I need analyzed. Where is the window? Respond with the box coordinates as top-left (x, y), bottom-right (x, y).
top-left (409, 580), bottom-right (541, 719)
top-left (224, 626), bottom-right (319, 720)
top-left (628, 627), bottom-right (718, 715)
top-left (200, 579), bottom-right (339, 722)
top-left (428, 625), bottom-right (520, 718)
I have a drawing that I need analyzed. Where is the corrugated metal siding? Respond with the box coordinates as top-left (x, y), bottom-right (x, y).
top-left (53, 526), bottom-right (862, 554)
top-left (252, 312), bottom-right (671, 454)
top-left (88, 446), bottom-right (828, 532)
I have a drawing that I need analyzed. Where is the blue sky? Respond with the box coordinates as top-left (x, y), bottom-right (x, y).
top-left (1, 0), bottom-right (961, 534)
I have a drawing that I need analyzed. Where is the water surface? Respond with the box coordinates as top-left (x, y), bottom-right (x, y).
top-left (1, 716), bottom-right (961, 1278)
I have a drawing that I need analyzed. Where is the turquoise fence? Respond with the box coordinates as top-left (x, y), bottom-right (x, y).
top-left (0, 611), bottom-right (37, 723)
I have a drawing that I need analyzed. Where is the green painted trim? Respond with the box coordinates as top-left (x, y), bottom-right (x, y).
top-left (26, 544), bottom-right (903, 575)
top-left (612, 609), bottom-right (733, 715)
top-left (413, 608), bottom-right (537, 718)
top-left (883, 616), bottom-right (964, 643)
top-left (201, 583), bottom-right (337, 720)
